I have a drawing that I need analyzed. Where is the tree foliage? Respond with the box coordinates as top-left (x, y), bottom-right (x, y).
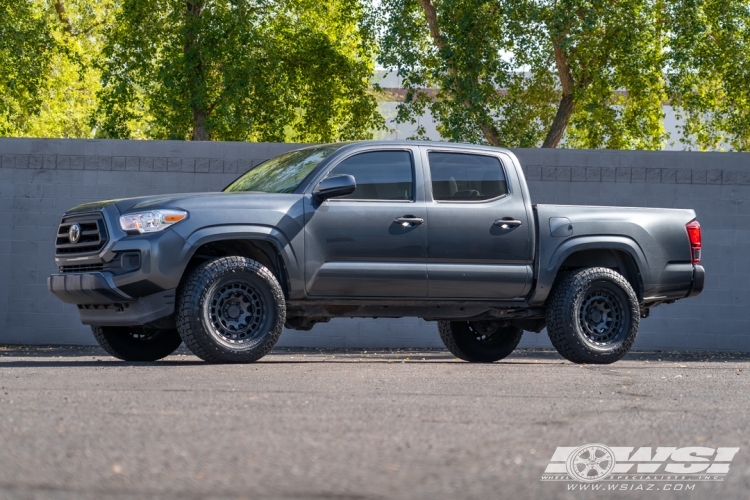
top-left (0, 1), bottom-right (56, 135)
top-left (668, 0), bottom-right (750, 151)
top-left (2, 0), bottom-right (749, 149)
top-left (94, 0), bottom-right (384, 141)
top-left (0, 0), bottom-right (113, 138)
top-left (378, 0), bottom-right (750, 150)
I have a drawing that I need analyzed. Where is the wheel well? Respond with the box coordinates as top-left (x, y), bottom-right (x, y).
top-left (555, 249), bottom-right (643, 300)
top-left (180, 239), bottom-right (290, 298)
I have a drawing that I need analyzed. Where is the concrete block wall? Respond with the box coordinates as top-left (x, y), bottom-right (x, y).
top-left (1, 138), bottom-right (748, 351)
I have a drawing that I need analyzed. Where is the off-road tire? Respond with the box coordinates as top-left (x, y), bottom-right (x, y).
top-left (176, 256), bottom-right (285, 363)
top-left (91, 325), bottom-right (182, 362)
top-left (439, 321), bottom-right (523, 362)
top-left (546, 267), bottom-right (640, 364)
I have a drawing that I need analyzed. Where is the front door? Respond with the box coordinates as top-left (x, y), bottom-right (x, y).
top-left (422, 148), bottom-right (534, 299)
top-left (304, 148), bottom-right (428, 297)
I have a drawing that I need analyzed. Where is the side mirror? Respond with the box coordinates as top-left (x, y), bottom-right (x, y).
top-left (313, 174), bottom-right (356, 201)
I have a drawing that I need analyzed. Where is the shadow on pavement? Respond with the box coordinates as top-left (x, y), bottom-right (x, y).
top-left (1, 345), bottom-right (749, 367)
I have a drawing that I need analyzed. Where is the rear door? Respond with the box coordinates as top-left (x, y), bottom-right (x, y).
top-left (422, 148), bottom-right (533, 299)
top-left (304, 147), bottom-right (428, 297)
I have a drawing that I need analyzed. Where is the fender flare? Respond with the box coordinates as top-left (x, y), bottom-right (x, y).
top-left (175, 224), bottom-right (301, 289)
top-left (530, 235), bottom-right (648, 306)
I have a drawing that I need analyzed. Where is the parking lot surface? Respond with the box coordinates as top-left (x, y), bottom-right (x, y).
top-left (1, 346), bottom-right (749, 500)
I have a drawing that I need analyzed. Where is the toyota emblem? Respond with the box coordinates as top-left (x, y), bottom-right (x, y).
top-left (68, 223), bottom-right (81, 244)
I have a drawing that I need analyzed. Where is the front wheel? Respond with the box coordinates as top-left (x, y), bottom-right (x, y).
top-left (546, 267), bottom-right (640, 364)
top-left (176, 256), bottom-right (285, 363)
top-left (92, 326), bottom-right (182, 361)
top-left (439, 321), bottom-right (523, 362)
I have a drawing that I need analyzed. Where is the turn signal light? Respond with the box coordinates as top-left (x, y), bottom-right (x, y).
top-left (686, 220), bottom-right (701, 264)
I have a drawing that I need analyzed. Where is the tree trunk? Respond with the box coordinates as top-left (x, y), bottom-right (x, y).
top-left (185, 0), bottom-right (210, 141)
top-left (418, 0), bottom-right (444, 50)
top-left (54, 0), bottom-right (73, 33)
top-left (417, 0), bottom-right (501, 146)
top-left (192, 109), bottom-right (209, 141)
top-left (542, 44), bottom-right (576, 148)
top-left (478, 123), bottom-right (501, 147)
top-left (542, 93), bottom-right (574, 148)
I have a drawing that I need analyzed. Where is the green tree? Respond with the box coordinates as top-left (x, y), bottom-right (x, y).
top-left (378, 0), bottom-right (748, 150)
top-left (95, 0), bottom-right (384, 141)
top-left (0, 0), bottom-right (56, 135)
top-left (0, 0), bottom-right (113, 138)
top-left (668, 0), bottom-right (750, 151)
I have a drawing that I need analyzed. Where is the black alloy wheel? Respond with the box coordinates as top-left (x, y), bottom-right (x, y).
top-left (177, 256), bottom-right (285, 363)
top-left (208, 280), bottom-right (267, 346)
top-left (91, 325), bottom-right (182, 361)
top-left (578, 288), bottom-right (625, 345)
top-left (439, 320), bottom-right (523, 362)
top-left (546, 267), bottom-right (640, 364)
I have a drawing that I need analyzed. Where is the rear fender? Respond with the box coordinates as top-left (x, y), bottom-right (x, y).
top-left (529, 236), bottom-right (648, 306)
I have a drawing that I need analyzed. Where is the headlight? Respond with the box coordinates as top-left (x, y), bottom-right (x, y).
top-left (119, 210), bottom-right (188, 234)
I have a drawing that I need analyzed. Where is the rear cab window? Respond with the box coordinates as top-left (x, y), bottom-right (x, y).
top-left (427, 152), bottom-right (508, 202)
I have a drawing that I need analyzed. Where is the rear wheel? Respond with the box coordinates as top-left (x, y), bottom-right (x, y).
top-left (91, 325), bottom-right (182, 361)
top-left (176, 256), bottom-right (285, 363)
top-left (546, 267), bottom-right (640, 364)
top-left (439, 321), bottom-right (523, 362)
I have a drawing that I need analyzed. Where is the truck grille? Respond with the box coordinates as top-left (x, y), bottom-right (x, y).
top-left (58, 252), bottom-right (141, 274)
top-left (55, 213), bottom-right (108, 255)
top-left (59, 264), bottom-right (105, 273)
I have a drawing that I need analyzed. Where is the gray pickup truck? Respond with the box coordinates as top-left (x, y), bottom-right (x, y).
top-left (48, 141), bottom-right (704, 364)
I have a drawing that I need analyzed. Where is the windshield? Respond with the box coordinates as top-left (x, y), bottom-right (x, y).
top-left (223, 144), bottom-right (345, 194)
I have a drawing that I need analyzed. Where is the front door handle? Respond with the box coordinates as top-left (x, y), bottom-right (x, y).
top-left (394, 215), bottom-right (424, 227)
top-left (494, 218), bottom-right (523, 229)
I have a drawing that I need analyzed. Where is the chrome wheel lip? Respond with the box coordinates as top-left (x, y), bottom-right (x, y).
top-left (578, 288), bottom-right (624, 345)
top-left (208, 280), bottom-right (266, 345)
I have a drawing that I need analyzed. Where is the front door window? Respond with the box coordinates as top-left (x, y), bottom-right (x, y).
top-left (326, 151), bottom-right (414, 201)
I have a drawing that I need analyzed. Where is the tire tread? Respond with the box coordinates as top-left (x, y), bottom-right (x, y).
top-left (546, 267), bottom-right (639, 364)
top-left (176, 256), bottom-right (285, 363)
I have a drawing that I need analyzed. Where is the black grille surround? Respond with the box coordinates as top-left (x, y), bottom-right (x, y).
top-left (56, 212), bottom-right (108, 255)
top-left (59, 264), bottom-right (105, 273)
top-left (58, 251), bottom-right (141, 275)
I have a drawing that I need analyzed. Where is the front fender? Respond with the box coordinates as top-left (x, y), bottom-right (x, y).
top-left (176, 224), bottom-right (303, 298)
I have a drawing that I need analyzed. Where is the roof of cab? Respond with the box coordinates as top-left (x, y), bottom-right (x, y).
top-left (295, 140), bottom-right (514, 156)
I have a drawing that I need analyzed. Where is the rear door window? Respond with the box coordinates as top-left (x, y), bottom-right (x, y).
top-left (428, 152), bottom-right (508, 201)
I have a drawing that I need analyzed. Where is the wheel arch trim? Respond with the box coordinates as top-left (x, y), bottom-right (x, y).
top-left (530, 236), bottom-right (648, 306)
top-left (176, 225), bottom-right (302, 295)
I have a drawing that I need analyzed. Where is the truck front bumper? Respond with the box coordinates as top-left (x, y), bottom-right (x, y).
top-left (48, 272), bottom-right (131, 305)
top-left (48, 272), bottom-right (177, 326)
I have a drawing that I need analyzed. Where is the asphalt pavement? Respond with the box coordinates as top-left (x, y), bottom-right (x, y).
top-left (0, 346), bottom-right (749, 500)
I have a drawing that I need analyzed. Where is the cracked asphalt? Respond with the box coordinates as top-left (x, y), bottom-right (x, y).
top-left (0, 346), bottom-right (749, 500)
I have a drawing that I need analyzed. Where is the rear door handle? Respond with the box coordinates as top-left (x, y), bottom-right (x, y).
top-left (494, 218), bottom-right (522, 229)
top-left (394, 216), bottom-right (424, 226)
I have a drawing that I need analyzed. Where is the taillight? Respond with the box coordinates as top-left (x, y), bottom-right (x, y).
top-left (686, 220), bottom-right (701, 264)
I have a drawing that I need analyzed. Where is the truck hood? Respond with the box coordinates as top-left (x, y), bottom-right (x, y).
top-left (66, 192), bottom-right (303, 215)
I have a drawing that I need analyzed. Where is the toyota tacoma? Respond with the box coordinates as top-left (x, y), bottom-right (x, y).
top-left (48, 141), bottom-right (705, 364)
